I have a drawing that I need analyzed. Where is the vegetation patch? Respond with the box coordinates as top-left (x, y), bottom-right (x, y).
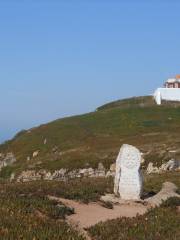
top-left (88, 197), bottom-right (180, 240)
top-left (0, 184), bottom-right (85, 240)
top-left (1, 96), bottom-right (180, 173)
top-left (0, 172), bottom-right (178, 239)
top-left (2, 177), bottom-right (114, 203)
top-left (0, 166), bottom-right (14, 179)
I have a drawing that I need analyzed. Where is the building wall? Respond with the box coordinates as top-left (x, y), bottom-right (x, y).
top-left (165, 82), bottom-right (180, 88)
top-left (154, 88), bottom-right (180, 105)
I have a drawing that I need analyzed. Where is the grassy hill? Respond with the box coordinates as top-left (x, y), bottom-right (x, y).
top-left (0, 96), bottom-right (180, 240)
top-left (1, 96), bottom-right (180, 177)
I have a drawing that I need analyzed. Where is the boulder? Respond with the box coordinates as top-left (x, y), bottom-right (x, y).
top-left (98, 162), bottom-right (105, 171)
top-left (52, 146), bottom-right (58, 153)
top-left (94, 162), bottom-right (106, 177)
top-left (10, 173), bottom-right (15, 182)
top-left (52, 169), bottom-right (67, 180)
top-left (110, 163), bottom-right (116, 172)
top-left (32, 151), bottom-right (39, 158)
top-left (78, 168), bottom-right (95, 177)
top-left (147, 159), bottom-right (180, 174)
top-left (106, 170), bottom-right (115, 178)
top-left (160, 159), bottom-right (180, 172)
top-left (17, 170), bottom-right (41, 182)
top-left (146, 182), bottom-right (180, 207)
top-left (146, 162), bottom-right (159, 174)
top-left (106, 163), bottom-right (116, 177)
top-left (0, 152), bottom-right (16, 170)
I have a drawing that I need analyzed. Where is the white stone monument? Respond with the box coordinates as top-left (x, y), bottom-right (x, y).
top-left (114, 144), bottom-right (143, 200)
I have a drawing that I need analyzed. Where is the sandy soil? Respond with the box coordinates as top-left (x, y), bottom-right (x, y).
top-left (48, 196), bottom-right (147, 229)
top-left (48, 182), bottom-right (179, 239)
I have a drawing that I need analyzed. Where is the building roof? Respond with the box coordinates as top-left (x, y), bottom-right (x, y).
top-left (166, 78), bottom-right (180, 83)
top-left (166, 78), bottom-right (176, 83)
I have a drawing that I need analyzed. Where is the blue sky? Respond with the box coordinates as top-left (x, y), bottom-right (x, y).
top-left (0, 0), bottom-right (180, 142)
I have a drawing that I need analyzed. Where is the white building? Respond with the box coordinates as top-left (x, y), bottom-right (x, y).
top-left (154, 75), bottom-right (180, 105)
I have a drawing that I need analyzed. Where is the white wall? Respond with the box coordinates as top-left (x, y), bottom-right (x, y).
top-left (154, 88), bottom-right (180, 105)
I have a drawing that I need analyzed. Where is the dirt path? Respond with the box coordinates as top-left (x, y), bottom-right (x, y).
top-left (48, 182), bottom-right (179, 239)
top-left (48, 196), bottom-right (147, 229)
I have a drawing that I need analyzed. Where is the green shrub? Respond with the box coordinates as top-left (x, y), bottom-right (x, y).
top-left (161, 197), bottom-right (180, 208)
top-left (88, 198), bottom-right (180, 240)
top-left (1, 177), bottom-right (113, 203)
top-left (0, 166), bottom-right (14, 179)
top-left (0, 184), bottom-right (85, 240)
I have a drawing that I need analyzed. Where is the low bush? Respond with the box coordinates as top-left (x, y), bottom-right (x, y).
top-left (0, 188), bottom-right (85, 239)
top-left (2, 177), bottom-right (114, 203)
top-left (161, 197), bottom-right (180, 208)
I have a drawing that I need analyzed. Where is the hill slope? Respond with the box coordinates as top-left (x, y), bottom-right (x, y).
top-left (1, 96), bottom-right (180, 177)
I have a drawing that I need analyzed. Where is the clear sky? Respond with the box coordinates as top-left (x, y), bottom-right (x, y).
top-left (0, 0), bottom-right (180, 143)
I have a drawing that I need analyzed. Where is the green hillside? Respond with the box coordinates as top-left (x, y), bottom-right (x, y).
top-left (1, 96), bottom-right (180, 176)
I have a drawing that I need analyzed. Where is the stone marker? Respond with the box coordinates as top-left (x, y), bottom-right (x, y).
top-left (114, 144), bottom-right (143, 200)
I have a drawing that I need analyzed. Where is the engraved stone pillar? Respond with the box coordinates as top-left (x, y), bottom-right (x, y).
top-left (114, 144), bottom-right (143, 200)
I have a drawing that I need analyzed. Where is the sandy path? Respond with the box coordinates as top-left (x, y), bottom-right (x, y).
top-left (48, 196), bottom-right (147, 229)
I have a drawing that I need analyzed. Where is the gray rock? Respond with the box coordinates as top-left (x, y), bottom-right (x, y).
top-left (68, 169), bottom-right (79, 179)
top-left (94, 162), bottom-right (106, 177)
top-left (78, 168), bottom-right (94, 177)
top-left (52, 146), bottom-right (58, 153)
top-left (10, 173), bottom-right (15, 182)
top-left (160, 159), bottom-right (180, 171)
top-left (87, 168), bottom-right (95, 177)
top-left (98, 162), bottom-right (105, 171)
top-left (17, 170), bottom-right (42, 182)
top-left (106, 170), bottom-right (115, 178)
top-left (141, 157), bottom-right (145, 164)
top-left (147, 159), bottom-right (180, 174)
top-left (106, 163), bottom-right (116, 178)
top-left (145, 182), bottom-right (180, 207)
top-left (0, 152), bottom-right (16, 171)
top-left (32, 151), bottom-right (39, 158)
top-left (52, 169), bottom-right (67, 180)
top-left (43, 171), bottom-right (53, 180)
top-left (146, 162), bottom-right (159, 174)
top-left (110, 163), bottom-right (116, 172)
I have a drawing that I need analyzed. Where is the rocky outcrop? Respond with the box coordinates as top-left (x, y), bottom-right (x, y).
top-left (0, 152), bottom-right (16, 170)
top-left (146, 162), bottom-right (160, 174)
top-left (106, 163), bottom-right (116, 178)
top-left (17, 162), bottom-right (108, 182)
top-left (101, 182), bottom-right (180, 209)
top-left (147, 159), bottom-right (180, 174)
top-left (32, 150), bottom-right (39, 158)
top-left (145, 182), bottom-right (180, 207)
top-left (15, 157), bottom-right (180, 182)
top-left (160, 159), bottom-right (180, 171)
